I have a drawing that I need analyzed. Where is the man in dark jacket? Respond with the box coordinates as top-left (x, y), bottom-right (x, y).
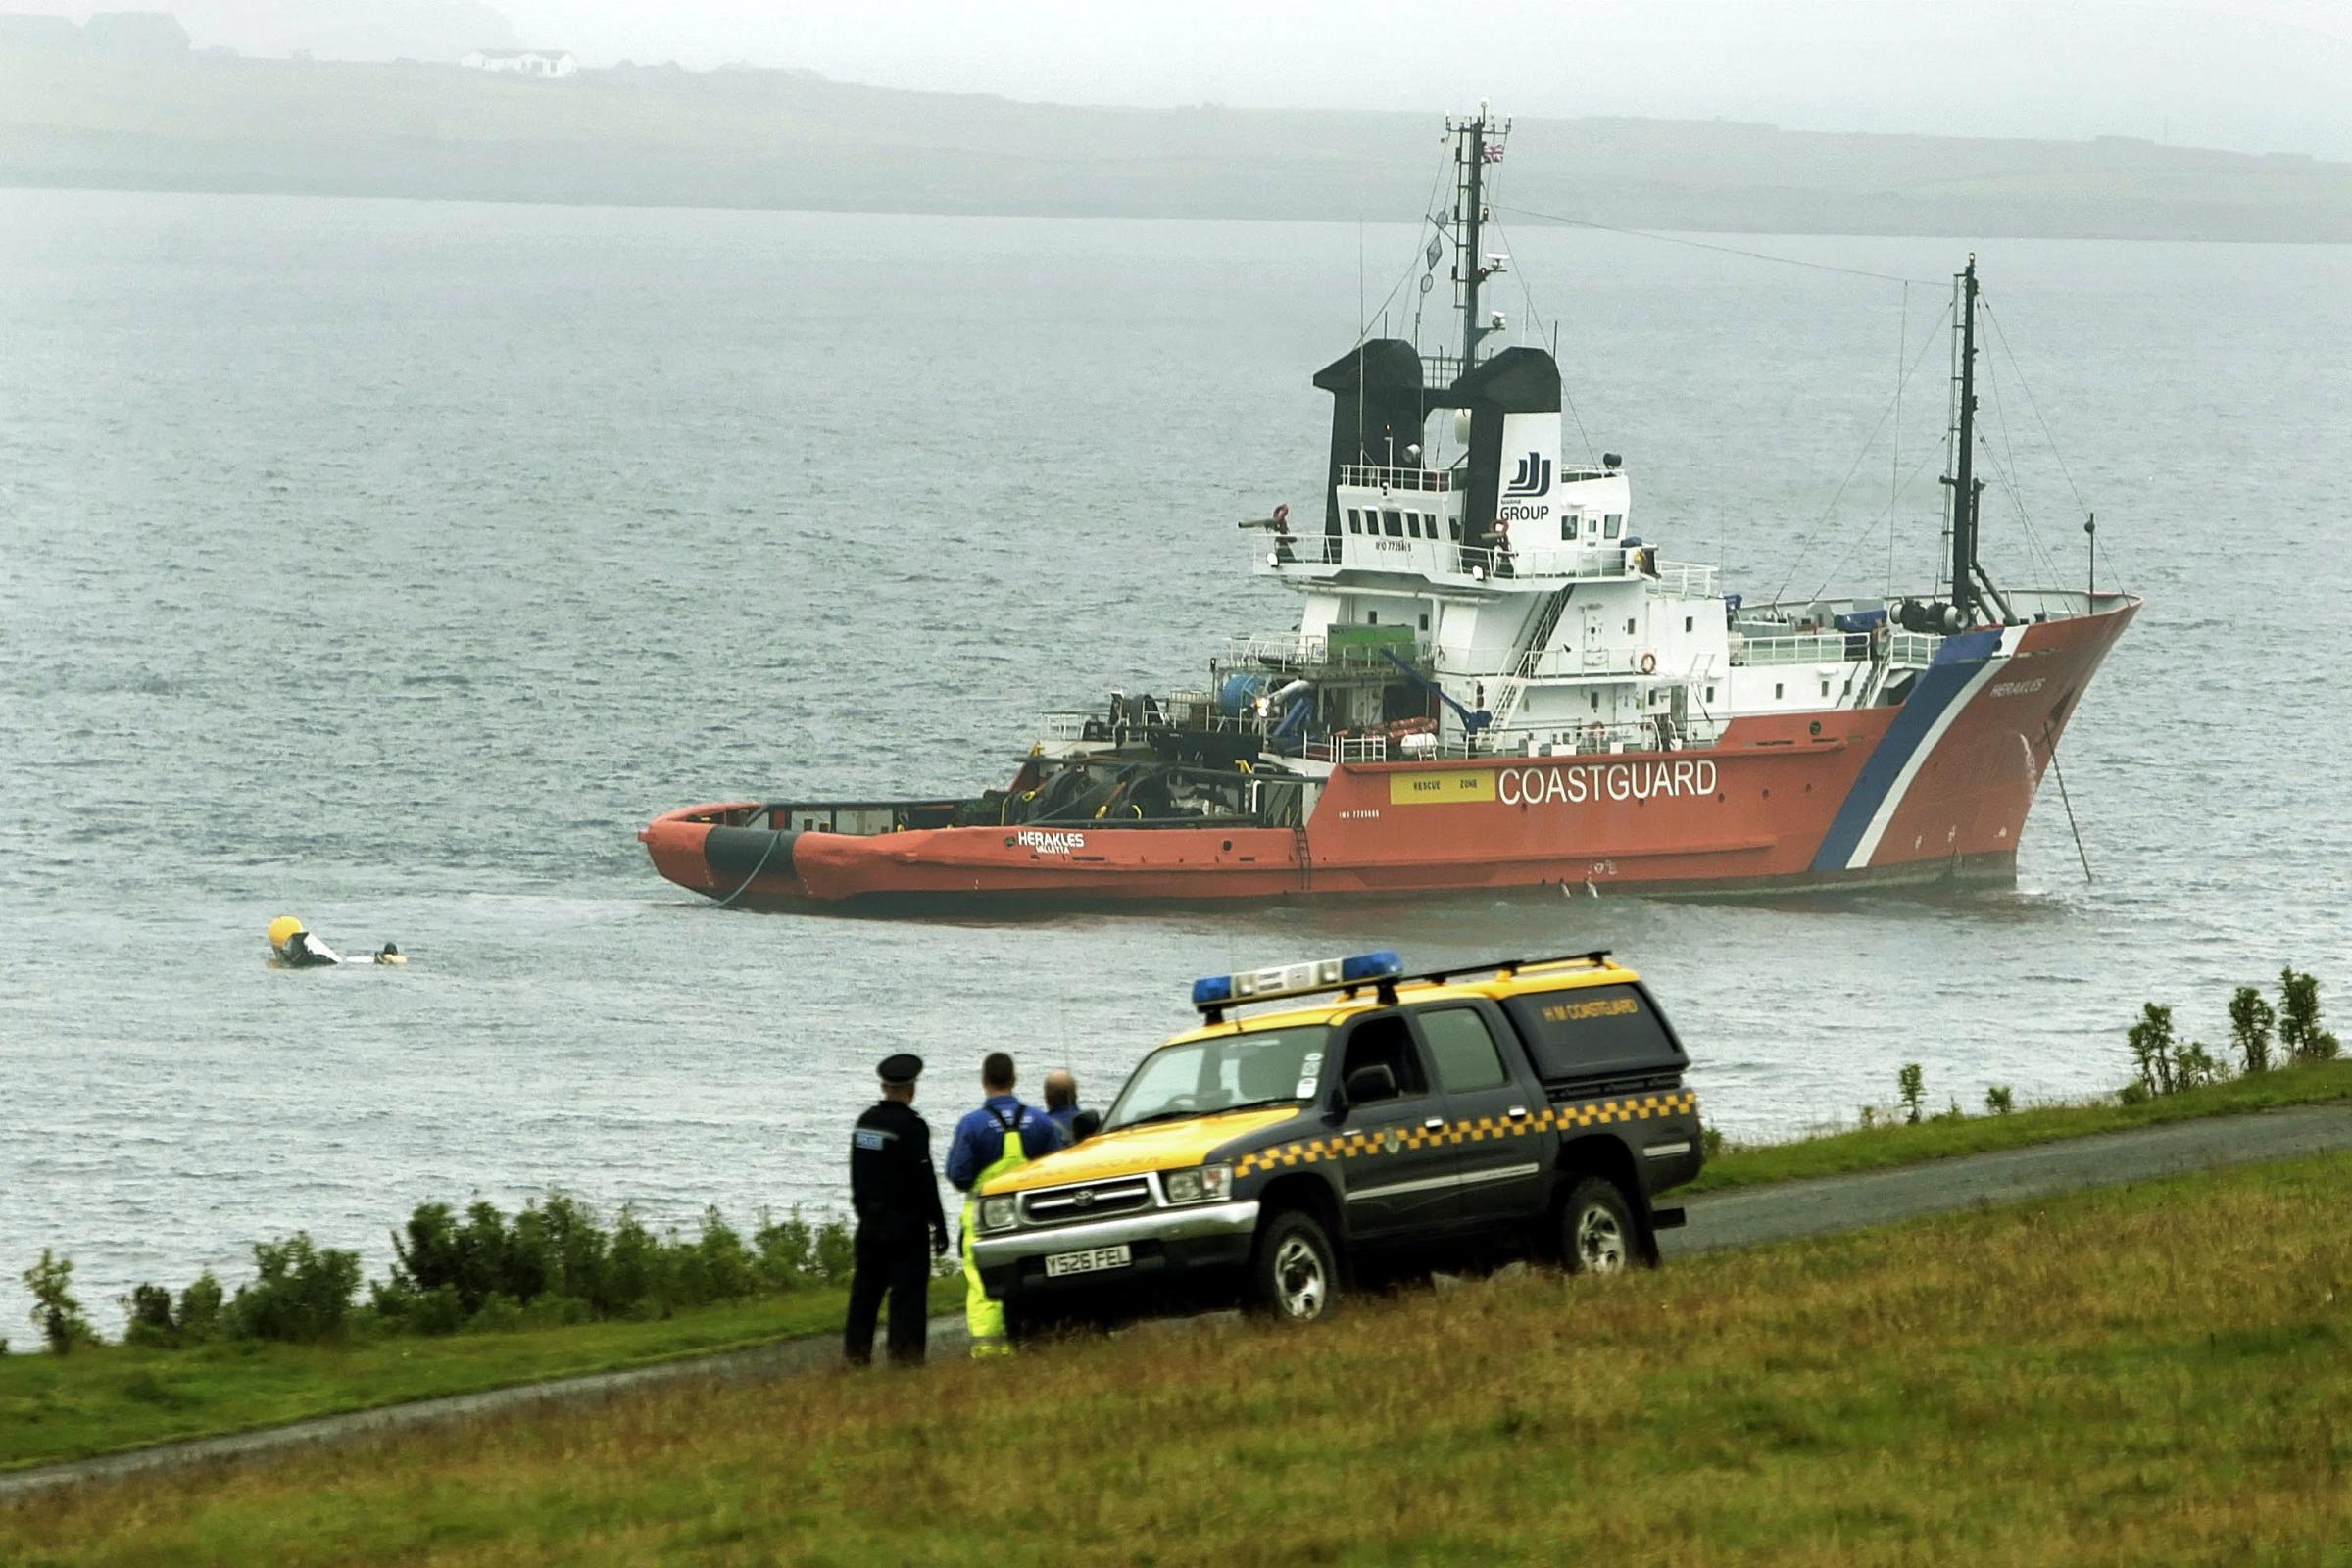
top-left (844, 1053), bottom-right (950, 1367)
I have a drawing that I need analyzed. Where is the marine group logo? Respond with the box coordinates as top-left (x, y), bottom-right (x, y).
top-left (1503, 452), bottom-right (1552, 499)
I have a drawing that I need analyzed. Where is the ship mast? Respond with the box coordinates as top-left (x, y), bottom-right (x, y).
top-left (1942, 256), bottom-right (2012, 626)
top-left (1448, 105), bottom-right (1509, 368)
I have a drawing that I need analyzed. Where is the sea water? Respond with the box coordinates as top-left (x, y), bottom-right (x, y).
top-left (2, 190), bottom-right (2347, 1328)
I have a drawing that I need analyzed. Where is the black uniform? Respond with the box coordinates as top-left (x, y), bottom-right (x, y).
top-left (843, 1095), bottom-right (949, 1366)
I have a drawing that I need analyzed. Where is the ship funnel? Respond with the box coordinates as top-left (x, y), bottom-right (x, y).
top-left (1451, 347), bottom-right (1564, 546)
top-left (1311, 340), bottom-right (1427, 536)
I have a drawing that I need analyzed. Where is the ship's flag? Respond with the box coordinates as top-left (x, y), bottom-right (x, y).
top-left (1484, 142), bottom-right (1505, 163)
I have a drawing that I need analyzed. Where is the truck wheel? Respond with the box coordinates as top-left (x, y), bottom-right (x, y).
top-left (1557, 1177), bottom-right (1641, 1277)
top-left (1250, 1210), bottom-right (1339, 1323)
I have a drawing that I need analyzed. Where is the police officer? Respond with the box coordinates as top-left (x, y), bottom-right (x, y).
top-left (844, 1053), bottom-right (949, 1367)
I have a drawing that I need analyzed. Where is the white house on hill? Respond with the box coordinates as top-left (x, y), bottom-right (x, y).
top-left (460, 48), bottom-right (576, 77)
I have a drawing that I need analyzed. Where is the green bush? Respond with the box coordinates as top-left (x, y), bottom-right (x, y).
top-left (1897, 1064), bottom-right (1926, 1126)
top-left (177, 1271), bottom-right (224, 1343)
top-left (122, 1283), bottom-right (177, 1348)
top-left (2279, 969), bottom-right (2340, 1064)
top-left (228, 1234), bottom-right (363, 1344)
top-left (2129, 1004), bottom-right (2179, 1097)
top-left (813, 1217), bottom-right (855, 1286)
top-left (96, 1193), bottom-right (864, 1355)
top-left (467, 1293), bottom-right (527, 1334)
top-left (754, 1208), bottom-right (816, 1287)
top-left (2230, 987), bottom-right (2277, 1075)
top-left (24, 1250), bottom-right (97, 1354)
top-left (1984, 1086), bottom-right (2015, 1115)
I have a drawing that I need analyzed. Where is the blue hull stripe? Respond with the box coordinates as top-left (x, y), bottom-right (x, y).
top-left (1808, 629), bottom-right (2002, 873)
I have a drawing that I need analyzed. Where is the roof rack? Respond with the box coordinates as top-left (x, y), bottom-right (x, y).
top-left (1196, 949), bottom-right (1612, 1023)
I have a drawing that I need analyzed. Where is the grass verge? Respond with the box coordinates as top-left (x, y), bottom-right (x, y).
top-left (0, 1279), bottom-right (961, 1474)
top-left (1690, 1056), bottom-right (2352, 1195)
top-left (12, 1062), bottom-right (2347, 1479)
top-left (7, 1152), bottom-right (2348, 1564)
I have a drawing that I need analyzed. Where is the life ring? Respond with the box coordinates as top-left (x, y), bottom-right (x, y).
top-left (1638, 651), bottom-right (1658, 675)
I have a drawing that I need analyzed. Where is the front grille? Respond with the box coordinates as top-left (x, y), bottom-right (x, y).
top-left (1020, 1177), bottom-right (1153, 1225)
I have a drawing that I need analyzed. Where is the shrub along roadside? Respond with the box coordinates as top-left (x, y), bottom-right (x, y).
top-left (1698, 970), bottom-right (2348, 1195)
top-left (25, 1195), bottom-right (865, 1360)
top-left (1692, 1054), bottom-right (2352, 1195)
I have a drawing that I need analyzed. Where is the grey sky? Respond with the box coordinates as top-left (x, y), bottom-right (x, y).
top-left (137, 1), bottom-right (2352, 157)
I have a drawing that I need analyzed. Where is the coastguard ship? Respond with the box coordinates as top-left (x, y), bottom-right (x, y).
top-left (641, 110), bottom-right (2137, 910)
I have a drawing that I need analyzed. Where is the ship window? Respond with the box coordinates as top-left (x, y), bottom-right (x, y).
top-left (1604, 514), bottom-right (1623, 539)
top-left (1589, 692), bottom-right (1599, 711)
top-left (1626, 618), bottom-right (1637, 635)
top-left (1448, 516), bottom-right (1462, 541)
top-left (1384, 510), bottom-right (1404, 538)
top-left (1368, 612), bottom-right (1379, 625)
top-left (1706, 686), bottom-right (1716, 703)
top-left (1685, 616), bottom-right (1693, 633)
top-left (1775, 682), bottom-right (1784, 700)
top-left (1407, 514), bottom-right (1424, 539)
top-left (1563, 514), bottom-right (1580, 541)
top-left (1348, 509), bottom-right (1363, 535)
top-left (1418, 612), bottom-right (1430, 630)
top-left (1822, 679), bottom-right (1832, 697)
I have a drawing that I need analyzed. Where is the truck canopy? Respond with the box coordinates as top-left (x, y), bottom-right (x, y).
top-left (1496, 983), bottom-right (1688, 1087)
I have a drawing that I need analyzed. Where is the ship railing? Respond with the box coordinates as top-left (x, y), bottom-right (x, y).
top-left (1301, 732), bottom-right (1485, 765)
top-left (1338, 464), bottom-right (1455, 493)
top-left (1489, 718), bottom-right (1725, 757)
top-left (1886, 630), bottom-right (1940, 666)
top-left (1252, 539), bottom-right (1723, 601)
top-left (1731, 628), bottom-right (1945, 668)
top-left (1253, 536), bottom-right (1639, 583)
top-left (1220, 632), bottom-right (1432, 672)
top-left (1650, 560), bottom-right (1720, 598)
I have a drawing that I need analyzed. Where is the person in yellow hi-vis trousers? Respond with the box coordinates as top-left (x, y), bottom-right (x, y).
top-left (944, 1051), bottom-right (1065, 1357)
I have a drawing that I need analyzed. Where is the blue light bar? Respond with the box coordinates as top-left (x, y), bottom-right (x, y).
top-left (1191, 950), bottom-right (1403, 1012)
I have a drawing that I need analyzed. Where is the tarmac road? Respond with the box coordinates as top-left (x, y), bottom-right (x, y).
top-left (1663, 1100), bottom-right (2352, 1258)
top-left (7, 1102), bottom-right (2350, 1503)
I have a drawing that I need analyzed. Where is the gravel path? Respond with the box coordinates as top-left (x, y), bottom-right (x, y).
top-left (9, 1102), bottom-right (2349, 1503)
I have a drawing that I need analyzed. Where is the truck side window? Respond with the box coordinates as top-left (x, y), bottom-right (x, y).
top-left (1499, 983), bottom-right (1688, 1083)
top-left (1339, 1014), bottom-right (1426, 1102)
top-left (1417, 1007), bottom-right (1509, 1093)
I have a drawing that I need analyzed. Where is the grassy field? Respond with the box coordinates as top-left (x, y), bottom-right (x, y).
top-left (0, 1279), bottom-right (960, 1474)
top-left (8, 1064), bottom-right (2346, 1476)
top-left (1690, 1056), bottom-right (2352, 1195)
top-left (6, 1153), bottom-right (2347, 1564)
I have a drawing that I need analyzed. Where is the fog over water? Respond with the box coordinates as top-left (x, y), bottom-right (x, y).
top-left (1, 188), bottom-right (2347, 1330)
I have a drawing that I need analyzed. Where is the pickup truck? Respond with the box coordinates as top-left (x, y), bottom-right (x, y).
top-left (969, 949), bottom-right (1701, 1329)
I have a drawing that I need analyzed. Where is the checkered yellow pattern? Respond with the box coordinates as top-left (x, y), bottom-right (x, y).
top-left (1231, 1090), bottom-right (1698, 1178)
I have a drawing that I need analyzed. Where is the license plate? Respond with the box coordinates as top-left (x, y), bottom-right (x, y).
top-left (1044, 1244), bottom-right (1132, 1278)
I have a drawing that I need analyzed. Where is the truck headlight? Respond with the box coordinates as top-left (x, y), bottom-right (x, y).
top-left (1163, 1163), bottom-right (1232, 1204)
top-left (980, 1196), bottom-right (1019, 1231)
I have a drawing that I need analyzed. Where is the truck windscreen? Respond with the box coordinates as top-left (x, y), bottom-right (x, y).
top-left (1104, 1026), bottom-right (1332, 1130)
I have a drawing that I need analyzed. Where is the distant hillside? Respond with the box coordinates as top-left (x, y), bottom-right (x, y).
top-left (4, 47), bottom-right (2350, 241)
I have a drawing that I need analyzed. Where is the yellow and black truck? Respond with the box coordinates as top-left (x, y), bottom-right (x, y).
top-left (969, 950), bottom-right (1701, 1330)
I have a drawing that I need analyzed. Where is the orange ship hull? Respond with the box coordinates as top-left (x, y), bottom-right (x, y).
top-left (639, 601), bottom-right (2134, 910)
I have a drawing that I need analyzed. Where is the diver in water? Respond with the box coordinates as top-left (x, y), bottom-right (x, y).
top-left (268, 917), bottom-right (405, 967)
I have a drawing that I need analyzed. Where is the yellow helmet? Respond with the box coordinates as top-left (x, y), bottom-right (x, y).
top-left (268, 915), bottom-right (306, 947)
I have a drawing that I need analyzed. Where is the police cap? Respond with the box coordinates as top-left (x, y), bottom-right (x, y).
top-left (876, 1053), bottom-right (924, 1087)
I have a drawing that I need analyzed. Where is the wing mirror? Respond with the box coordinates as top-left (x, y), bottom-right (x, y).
top-left (1343, 1063), bottom-right (1397, 1106)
